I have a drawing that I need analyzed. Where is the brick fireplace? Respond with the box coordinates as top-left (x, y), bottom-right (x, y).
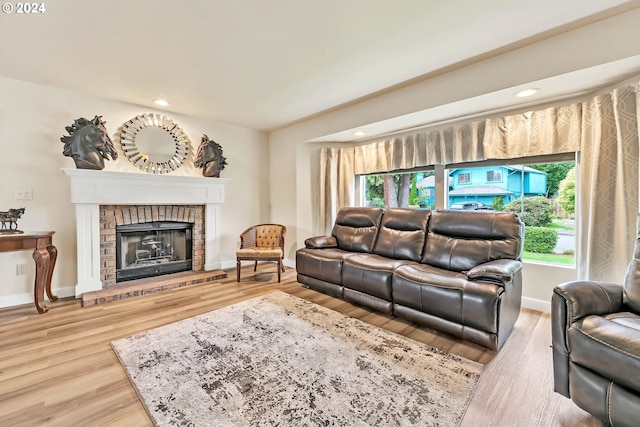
top-left (100, 204), bottom-right (205, 288)
top-left (63, 169), bottom-right (229, 297)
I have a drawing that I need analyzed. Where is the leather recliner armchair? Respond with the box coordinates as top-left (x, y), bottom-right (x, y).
top-left (551, 219), bottom-right (640, 426)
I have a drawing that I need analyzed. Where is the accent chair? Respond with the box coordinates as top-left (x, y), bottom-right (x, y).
top-left (236, 224), bottom-right (286, 283)
top-left (551, 217), bottom-right (640, 426)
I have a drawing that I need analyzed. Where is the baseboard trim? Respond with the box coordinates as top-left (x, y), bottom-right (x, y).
top-left (0, 285), bottom-right (76, 309)
top-left (521, 296), bottom-right (551, 313)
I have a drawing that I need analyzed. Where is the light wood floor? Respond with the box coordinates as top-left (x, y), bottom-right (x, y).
top-left (0, 265), bottom-right (601, 427)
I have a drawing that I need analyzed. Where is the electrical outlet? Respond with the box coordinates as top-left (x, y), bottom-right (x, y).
top-left (14, 188), bottom-right (33, 200)
top-left (16, 264), bottom-right (27, 276)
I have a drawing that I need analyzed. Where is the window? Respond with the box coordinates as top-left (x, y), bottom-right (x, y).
top-left (424, 188), bottom-right (435, 199)
top-left (359, 154), bottom-right (576, 267)
top-left (486, 170), bottom-right (502, 182)
top-left (446, 156), bottom-right (576, 266)
top-left (362, 171), bottom-right (434, 209)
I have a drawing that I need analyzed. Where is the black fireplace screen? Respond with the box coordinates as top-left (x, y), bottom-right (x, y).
top-left (116, 221), bottom-right (193, 282)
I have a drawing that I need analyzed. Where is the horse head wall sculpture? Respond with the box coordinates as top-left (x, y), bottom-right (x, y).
top-left (61, 115), bottom-right (118, 170)
top-left (194, 134), bottom-right (228, 178)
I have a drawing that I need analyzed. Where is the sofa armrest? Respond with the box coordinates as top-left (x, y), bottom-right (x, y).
top-left (553, 281), bottom-right (624, 323)
top-left (551, 280), bottom-right (624, 397)
top-left (466, 259), bottom-right (522, 284)
top-left (304, 235), bottom-right (338, 249)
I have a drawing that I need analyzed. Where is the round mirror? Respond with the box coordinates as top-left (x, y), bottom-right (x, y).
top-left (119, 113), bottom-right (190, 174)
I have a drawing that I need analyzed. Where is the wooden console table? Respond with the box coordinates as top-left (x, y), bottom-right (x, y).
top-left (0, 231), bottom-right (58, 313)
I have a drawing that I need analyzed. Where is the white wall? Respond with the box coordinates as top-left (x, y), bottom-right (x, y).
top-left (522, 262), bottom-right (577, 312)
top-left (0, 76), bottom-right (269, 308)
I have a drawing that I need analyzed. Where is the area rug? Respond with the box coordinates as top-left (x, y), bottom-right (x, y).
top-left (111, 291), bottom-right (483, 426)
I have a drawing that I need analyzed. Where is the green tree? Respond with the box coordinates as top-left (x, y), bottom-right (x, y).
top-left (492, 195), bottom-right (505, 211)
top-left (527, 162), bottom-right (575, 197)
top-left (366, 173), bottom-right (413, 208)
top-left (557, 167), bottom-right (576, 215)
top-left (365, 175), bottom-right (384, 201)
top-left (503, 196), bottom-right (554, 226)
top-left (409, 174), bottom-right (418, 206)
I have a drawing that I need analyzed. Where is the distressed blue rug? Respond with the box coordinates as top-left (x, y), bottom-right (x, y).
top-left (111, 291), bottom-right (482, 426)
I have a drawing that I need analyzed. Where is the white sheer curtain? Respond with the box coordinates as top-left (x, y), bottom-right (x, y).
top-left (319, 82), bottom-right (640, 281)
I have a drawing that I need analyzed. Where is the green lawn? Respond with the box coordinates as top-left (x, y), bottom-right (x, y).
top-left (548, 218), bottom-right (575, 232)
top-left (523, 251), bottom-right (575, 265)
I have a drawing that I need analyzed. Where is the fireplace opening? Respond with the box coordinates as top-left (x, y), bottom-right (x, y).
top-left (116, 221), bottom-right (193, 282)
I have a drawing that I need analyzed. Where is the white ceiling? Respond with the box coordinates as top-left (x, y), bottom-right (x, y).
top-left (1, 0), bottom-right (640, 139)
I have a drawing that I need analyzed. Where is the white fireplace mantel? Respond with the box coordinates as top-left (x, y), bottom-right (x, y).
top-left (62, 168), bottom-right (229, 297)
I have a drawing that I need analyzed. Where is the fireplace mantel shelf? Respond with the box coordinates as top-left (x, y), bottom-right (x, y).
top-left (62, 168), bottom-right (229, 297)
top-left (62, 168), bottom-right (230, 205)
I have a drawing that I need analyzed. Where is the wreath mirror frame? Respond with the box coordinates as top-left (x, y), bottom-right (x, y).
top-left (119, 113), bottom-right (190, 174)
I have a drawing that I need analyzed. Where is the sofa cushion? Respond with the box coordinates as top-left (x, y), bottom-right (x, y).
top-left (393, 263), bottom-right (503, 333)
top-left (568, 313), bottom-right (640, 395)
top-left (421, 210), bottom-right (523, 272)
top-left (332, 207), bottom-right (384, 253)
top-left (295, 247), bottom-right (355, 285)
top-left (372, 208), bottom-right (430, 262)
top-left (342, 254), bottom-right (415, 301)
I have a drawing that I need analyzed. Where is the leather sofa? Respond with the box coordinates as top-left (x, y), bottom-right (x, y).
top-left (296, 207), bottom-right (524, 350)
top-left (551, 218), bottom-right (640, 426)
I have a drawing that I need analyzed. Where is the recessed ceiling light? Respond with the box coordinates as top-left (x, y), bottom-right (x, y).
top-left (515, 88), bottom-right (539, 98)
top-left (154, 99), bottom-right (170, 106)
top-left (354, 131), bottom-right (366, 137)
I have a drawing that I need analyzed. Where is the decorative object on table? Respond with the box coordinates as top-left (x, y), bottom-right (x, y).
top-left (0, 207), bottom-right (25, 233)
top-left (61, 115), bottom-right (118, 170)
top-left (112, 291), bottom-right (482, 427)
top-left (119, 113), bottom-right (190, 174)
top-left (194, 134), bottom-right (227, 177)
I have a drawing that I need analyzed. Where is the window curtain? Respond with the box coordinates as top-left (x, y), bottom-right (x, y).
top-left (319, 147), bottom-right (355, 233)
top-left (577, 84), bottom-right (639, 282)
top-left (318, 82), bottom-right (640, 282)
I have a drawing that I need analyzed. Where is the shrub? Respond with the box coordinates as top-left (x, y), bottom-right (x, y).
top-left (524, 226), bottom-right (558, 253)
top-left (504, 196), bottom-right (554, 227)
top-left (492, 195), bottom-right (505, 211)
top-left (557, 167), bottom-right (576, 215)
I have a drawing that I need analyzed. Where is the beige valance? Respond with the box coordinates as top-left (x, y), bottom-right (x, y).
top-left (483, 104), bottom-right (582, 160)
top-left (353, 121), bottom-right (486, 174)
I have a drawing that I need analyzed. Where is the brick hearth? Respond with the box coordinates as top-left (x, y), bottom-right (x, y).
top-left (81, 270), bottom-right (227, 306)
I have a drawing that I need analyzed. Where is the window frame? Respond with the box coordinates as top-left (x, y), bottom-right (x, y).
top-left (486, 170), bottom-right (502, 182)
